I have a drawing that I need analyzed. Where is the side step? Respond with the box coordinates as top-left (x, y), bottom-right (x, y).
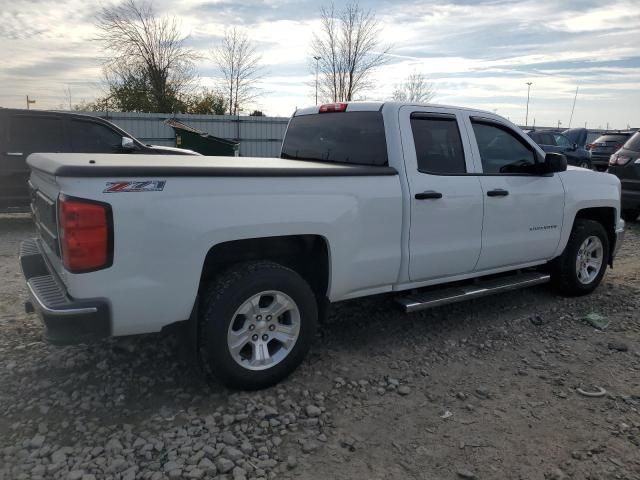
top-left (396, 271), bottom-right (551, 313)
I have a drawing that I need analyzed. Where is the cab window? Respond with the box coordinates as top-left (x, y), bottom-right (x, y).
top-left (70, 120), bottom-right (122, 153)
top-left (410, 114), bottom-right (466, 174)
top-left (471, 120), bottom-right (537, 174)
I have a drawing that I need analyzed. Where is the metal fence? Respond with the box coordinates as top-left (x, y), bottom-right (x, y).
top-left (69, 111), bottom-right (290, 157)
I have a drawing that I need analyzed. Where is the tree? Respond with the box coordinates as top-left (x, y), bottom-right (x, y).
top-left (212, 27), bottom-right (263, 115)
top-left (311, 2), bottom-right (390, 102)
top-left (95, 0), bottom-right (197, 113)
top-left (392, 72), bottom-right (435, 103)
top-left (186, 89), bottom-right (227, 115)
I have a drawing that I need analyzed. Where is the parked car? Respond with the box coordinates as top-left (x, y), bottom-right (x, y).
top-left (588, 131), bottom-right (636, 171)
top-left (527, 129), bottom-right (592, 169)
top-left (21, 101), bottom-right (624, 389)
top-left (0, 109), bottom-right (199, 212)
top-left (607, 131), bottom-right (640, 221)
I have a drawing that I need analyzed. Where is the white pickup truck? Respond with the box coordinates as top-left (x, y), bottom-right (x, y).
top-left (21, 101), bottom-right (624, 389)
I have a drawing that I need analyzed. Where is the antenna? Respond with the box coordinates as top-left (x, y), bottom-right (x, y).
top-left (568, 86), bottom-right (578, 128)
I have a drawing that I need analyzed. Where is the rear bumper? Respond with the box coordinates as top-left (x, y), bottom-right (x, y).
top-left (20, 238), bottom-right (111, 345)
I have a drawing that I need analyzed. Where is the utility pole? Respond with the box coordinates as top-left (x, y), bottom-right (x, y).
top-left (557, 120), bottom-right (562, 129)
top-left (26, 95), bottom-right (36, 110)
top-left (568, 86), bottom-right (578, 128)
top-left (313, 56), bottom-right (322, 105)
top-left (525, 82), bottom-right (533, 127)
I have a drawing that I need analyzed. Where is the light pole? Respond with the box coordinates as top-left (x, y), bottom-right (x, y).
top-left (525, 82), bottom-right (532, 127)
top-left (26, 95), bottom-right (36, 110)
top-left (313, 56), bottom-right (321, 105)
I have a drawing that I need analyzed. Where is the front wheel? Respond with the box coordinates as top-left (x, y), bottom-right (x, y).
top-left (578, 160), bottom-right (591, 169)
top-left (199, 261), bottom-right (318, 390)
top-left (551, 219), bottom-right (609, 296)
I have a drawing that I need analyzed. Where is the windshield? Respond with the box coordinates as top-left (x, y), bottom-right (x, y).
top-left (624, 132), bottom-right (640, 152)
top-left (281, 111), bottom-right (388, 166)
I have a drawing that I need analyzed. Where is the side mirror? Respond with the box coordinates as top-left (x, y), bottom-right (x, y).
top-left (121, 137), bottom-right (137, 150)
top-left (544, 152), bottom-right (567, 173)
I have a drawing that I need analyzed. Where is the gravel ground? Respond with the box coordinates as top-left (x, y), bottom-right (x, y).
top-left (1, 213), bottom-right (639, 480)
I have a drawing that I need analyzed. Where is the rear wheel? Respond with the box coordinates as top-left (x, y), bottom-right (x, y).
top-left (199, 261), bottom-right (318, 390)
top-left (621, 209), bottom-right (639, 222)
top-left (578, 160), bottom-right (591, 169)
top-left (551, 219), bottom-right (609, 296)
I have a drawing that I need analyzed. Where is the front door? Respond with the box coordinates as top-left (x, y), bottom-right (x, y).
top-left (401, 107), bottom-right (484, 281)
top-left (466, 117), bottom-right (565, 271)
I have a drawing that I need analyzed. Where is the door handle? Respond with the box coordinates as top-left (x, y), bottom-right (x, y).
top-left (415, 190), bottom-right (443, 200)
top-left (6, 152), bottom-right (23, 156)
top-left (487, 189), bottom-right (509, 197)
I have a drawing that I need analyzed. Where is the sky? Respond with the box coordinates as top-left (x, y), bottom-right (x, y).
top-left (1, 0), bottom-right (639, 128)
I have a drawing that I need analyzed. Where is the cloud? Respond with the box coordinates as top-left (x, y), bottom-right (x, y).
top-left (0, 0), bottom-right (638, 128)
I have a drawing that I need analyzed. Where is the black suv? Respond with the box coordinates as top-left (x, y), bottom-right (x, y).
top-left (0, 109), bottom-right (198, 212)
top-left (527, 128), bottom-right (592, 169)
top-left (588, 131), bottom-right (636, 171)
top-left (607, 131), bottom-right (640, 221)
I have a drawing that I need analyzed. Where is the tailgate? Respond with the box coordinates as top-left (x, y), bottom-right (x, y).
top-left (28, 169), bottom-right (66, 280)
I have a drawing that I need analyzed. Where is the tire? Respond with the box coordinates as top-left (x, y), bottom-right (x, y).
top-left (621, 209), bottom-right (639, 222)
top-left (551, 219), bottom-right (609, 296)
top-left (578, 160), bottom-right (591, 169)
top-left (199, 261), bottom-right (318, 390)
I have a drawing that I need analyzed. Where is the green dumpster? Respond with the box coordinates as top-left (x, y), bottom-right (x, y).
top-left (165, 118), bottom-right (239, 156)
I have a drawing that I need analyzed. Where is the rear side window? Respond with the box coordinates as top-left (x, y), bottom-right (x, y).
top-left (71, 120), bottom-right (122, 153)
top-left (624, 132), bottom-right (640, 152)
top-left (471, 121), bottom-right (537, 174)
top-left (281, 111), bottom-right (387, 166)
top-left (410, 114), bottom-right (466, 174)
top-left (9, 115), bottom-right (64, 153)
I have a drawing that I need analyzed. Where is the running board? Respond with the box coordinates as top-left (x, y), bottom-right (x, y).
top-left (396, 272), bottom-right (551, 313)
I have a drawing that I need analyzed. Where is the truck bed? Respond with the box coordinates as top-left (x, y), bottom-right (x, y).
top-left (27, 153), bottom-right (398, 177)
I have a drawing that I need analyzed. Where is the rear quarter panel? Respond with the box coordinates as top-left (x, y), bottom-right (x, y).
top-left (56, 174), bottom-right (403, 335)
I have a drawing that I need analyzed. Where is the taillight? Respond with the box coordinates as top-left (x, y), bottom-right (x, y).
top-left (609, 154), bottom-right (631, 167)
top-left (319, 103), bottom-right (348, 113)
top-left (58, 196), bottom-right (112, 273)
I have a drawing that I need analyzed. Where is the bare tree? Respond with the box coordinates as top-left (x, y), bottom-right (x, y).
top-left (212, 28), bottom-right (263, 116)
top-left (311, 2), bottom-right (390, 102)
top-left (392, 71), bottom-right (435, 103)
top-left (95, 0), bottom-right (197, 113)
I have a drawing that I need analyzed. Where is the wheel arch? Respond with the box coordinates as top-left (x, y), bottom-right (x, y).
top-left (199, 234), bottom-right (331, 302)
top-left (572, 207), bottom-right (617, 266)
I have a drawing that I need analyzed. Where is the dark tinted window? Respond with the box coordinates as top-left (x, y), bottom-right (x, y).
top-left (410, 114), bottom-right (466, 174)
top-left (472, 121), bottom-right (537, 174)
top-left (71, 120), bottom-right (122, 153)
top-left (9, 115), bottom-right (64, 152)
top-left (281, 112), bottom-right (387, 166)
top-left (624, 132), bottom-right (640, 152)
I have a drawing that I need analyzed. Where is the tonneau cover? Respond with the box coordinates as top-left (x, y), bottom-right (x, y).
top-left (27, 153), bottom-right (397, 177)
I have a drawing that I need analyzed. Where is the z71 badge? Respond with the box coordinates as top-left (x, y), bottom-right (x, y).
top-left (104, 181), bottom-right (166, 193)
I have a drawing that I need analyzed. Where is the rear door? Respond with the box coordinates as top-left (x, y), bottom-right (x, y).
top-left (400, 106), bottom-right (483, 281)
top-left (1, 113), bottom-right (67, 209)
top-left (466, 117), bottom-right (565, 270)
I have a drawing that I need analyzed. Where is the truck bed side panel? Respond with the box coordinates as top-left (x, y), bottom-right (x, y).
top-left (56, 174), bottom-right (403, 336)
